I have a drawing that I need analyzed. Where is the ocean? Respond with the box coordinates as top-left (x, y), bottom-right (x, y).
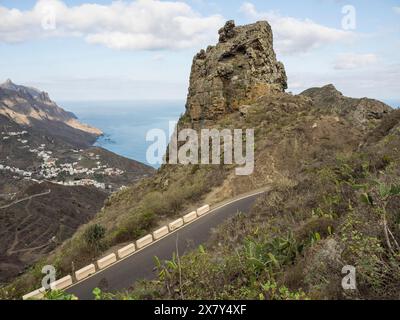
top-left (61, 100), bottom-right (184, 168)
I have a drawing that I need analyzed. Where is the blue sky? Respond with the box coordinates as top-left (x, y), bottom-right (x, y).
top-left (0, 0), bottom-right (399, 102)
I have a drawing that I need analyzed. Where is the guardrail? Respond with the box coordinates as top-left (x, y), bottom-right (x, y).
top-left (75, 264), bottom-right (96, 281)
top-left (183, 211), bottom-right (197, 223)
top-left (153, 226), bottom-right (169, 240)
top-left (169, 218), bottom-right (183, 231)
top-left (97, 253), bottom-right (117, 270)
top-left (117, 243), bottom-right (135, 259)
top-left (50, 275), bottom-right (73, 290)
top-left (22, 287), bottom-right (46, 300)
top-left (23, 203), bottom-right (211, 300)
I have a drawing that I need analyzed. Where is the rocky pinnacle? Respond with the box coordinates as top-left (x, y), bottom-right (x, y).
top-left (185, 20), bottom-right (287, 121)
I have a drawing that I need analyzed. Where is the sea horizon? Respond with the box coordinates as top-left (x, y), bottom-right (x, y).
top-left (60, 100), bottom-right (185, 167)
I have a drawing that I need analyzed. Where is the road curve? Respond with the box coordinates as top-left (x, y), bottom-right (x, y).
top-left (66, 192), bottom-right (265, 300)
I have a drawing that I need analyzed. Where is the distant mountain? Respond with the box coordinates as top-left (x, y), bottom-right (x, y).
top-left (0, 79), bottom-right (42, 100)
top-left (0, 79), bottom-right (102, 147)
top-left (300, 84), bottom-right (391, 128)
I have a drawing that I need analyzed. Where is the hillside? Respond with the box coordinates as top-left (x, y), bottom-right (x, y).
top-left (0, 79), bottom-right (101, 147)
top-left (2, 20), bottom-right (399, 300)
top-left (122, 90), bottom-right (399, 300)
top-left (0, 80), bottom-right (154, 284)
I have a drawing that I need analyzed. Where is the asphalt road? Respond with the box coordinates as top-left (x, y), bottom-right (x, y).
top-left (66, 192), bottom-right (264, 300)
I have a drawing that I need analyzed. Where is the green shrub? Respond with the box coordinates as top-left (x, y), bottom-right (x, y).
top-left (111, 209), bottom-right (156, 245)
top-left (44, 290), bottom-right (78, 300)
top-left (83, 224), bottom-right (106, 251)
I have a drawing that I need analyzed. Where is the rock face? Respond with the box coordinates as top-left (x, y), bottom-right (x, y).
top-left (301, 84), bottom-right (392, 129)
top-left (185, 20), bottom-right (287, 121)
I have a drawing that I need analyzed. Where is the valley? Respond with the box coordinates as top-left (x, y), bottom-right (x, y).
top-left (0, 80), bottom-right (154, 283)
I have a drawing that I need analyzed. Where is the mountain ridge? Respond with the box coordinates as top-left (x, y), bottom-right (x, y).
top-left (0, 79), bottom-right (102, 147)
top-left (2, 20), bottom-right (400, 300)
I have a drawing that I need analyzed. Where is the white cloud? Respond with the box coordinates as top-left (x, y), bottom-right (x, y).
top-left (394, 7), bottom-right (400, 14)
top-left (0, 0), bottom-right (224, 50)
top-left (240, 2), bottom-right (356, 55)
top-left (334, 53), bottom-right (378, 70)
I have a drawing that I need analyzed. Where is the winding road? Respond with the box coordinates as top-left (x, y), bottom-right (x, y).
top-left (0, 189), bottom-right (51, 210)
top-left (66, 191), bottom-right (265, 300)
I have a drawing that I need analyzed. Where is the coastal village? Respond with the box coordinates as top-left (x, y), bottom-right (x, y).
top-left (0, 129), bottom-right (125, 191)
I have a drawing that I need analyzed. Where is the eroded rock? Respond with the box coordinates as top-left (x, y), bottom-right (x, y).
top-left (185, 20), bottom-right (287, 121)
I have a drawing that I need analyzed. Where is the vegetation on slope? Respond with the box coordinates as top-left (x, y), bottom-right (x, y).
top-left (93, 113), bottom-right (400, 299)
top-left (2, 88), bottom-right (399, 300)
top-left (0, 162), bottom-right (228, 298)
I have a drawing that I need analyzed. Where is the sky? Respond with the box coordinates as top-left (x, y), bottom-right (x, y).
top-left (0, 0), bottom-right (399, 102)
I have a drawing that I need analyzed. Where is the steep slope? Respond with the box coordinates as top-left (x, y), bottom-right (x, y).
top-left (125, 109), bottom-right (400, 300)
top-left (0, 181), bottom-right (107, 283)
top-left (0, 81), bottom-right (155, 285)
top-left (95, 21), bottom-right (399, 300)
top-left (0, 80), bottom-right (101, 147)
top-left (2, 20), bottom-right (399, 300)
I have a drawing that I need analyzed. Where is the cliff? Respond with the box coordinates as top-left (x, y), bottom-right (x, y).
top-left (0, 80), bottom-right (102, 147)
top-left (186, 20), bottom-right (287, 121)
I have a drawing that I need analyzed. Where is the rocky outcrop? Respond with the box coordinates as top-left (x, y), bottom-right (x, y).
top-left (185, 20), bottom-right (287, 121)
top-left (301, 84), bottom-right (392, 129)
top-left (0, 79), bottom-right (42, 100)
